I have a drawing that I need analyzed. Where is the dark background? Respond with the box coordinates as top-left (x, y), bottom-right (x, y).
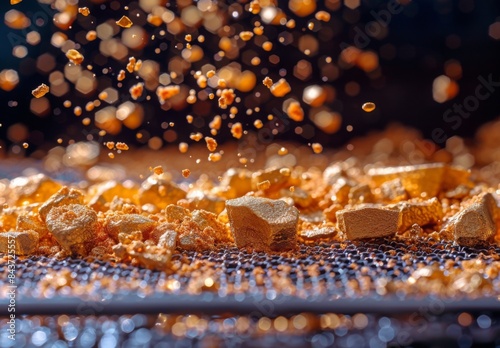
top-left (0, 0), bottom-right (499, 155)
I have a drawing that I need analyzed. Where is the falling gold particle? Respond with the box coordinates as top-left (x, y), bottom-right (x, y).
top-left (85, 102), bottom-right (94, 112)
top-left (117, 70), bottom-right (126, 81)
top-left (98, 91), bottom-right (108, 100)
top-left (307, 22), bottom-right (314, 30)
top-left (206, 70), bottom-right (215, 78)
top-left (315, 11), bottom-right (331, 22)
top-left (82, 118), bottom-right (91, 126)
top-left (312, 143), bottom-right (323, 154)
top-left (116, 142), bottom-right (129, 150)
top-left (205, 137), bottom-right (218, 152)
top-left (278, 147), bottom-right (288, 156)
top-left (108, 152), bottom-right (115, 159)
top-left (63, 100), bottom-right (71, 108)
top-left (286, 101), bottom-right (304, 122)
top-left (78, 7), bottom-right (90, 16)
top-left (32, 83), bottom-right (49, 98)
top-left (239, 31), bottom-right (254, 41)
top-left (116, 16), bottom-right (133, 28)
top-left (208, 152), bottom-right (222, 162)
top-left (262, 41), bottom-right (273, 51)
top-left (262, 77), bottom-right (273, 88)
top-left (209, 115), bottom-right (222, 130)
top-left (290, 186), bottom-right (295, 192)
top-left (249, 0), bottom-right (261, 14)
top-left (74, 106), bottom-right (82, 116)
top-left (254, 119), bottom-right (263, 129)
top-left (186, 115), bottom-right (194, 124)
top-left (57, 138), bottom-right (63, 144)
top-left (153, 166), bottom-right (164, 175)
top-left (10, 0), bottom-right (23, 4)
top-left (126, 57), bottom-right (136, 73)
top-left (182, 169), bottom-right (191, 178)
top-left (362, 102), bottom-right (376, 112)
top-left (231, 122), bottom-right (243, 139)
top-left (270, 78), bottom-right (291, 97)
top-left (179, 142), bottom-right (188, 153)
top-left (66, 48), bottom-right (83, 65)
top-left (157, 85), bottom-right (180, 103)
top-left (254, 26), bottom-right (264, 36)
top-left (218, 79), bottom-right (227, 88)
top-left (239, 157), bottom-right (248, 164)
top-left (190, 132), bottom-right (203, 142)
top-left (86, 31), bottom-right (97, 41)
top-left (105, 142), bottom-right (115, 150)
top-left (22, 142), bottom-right (28, 149)
top-left (130, 82), bottom-right (144, 100)
top-left (185, 34), bottom-right (192, 42)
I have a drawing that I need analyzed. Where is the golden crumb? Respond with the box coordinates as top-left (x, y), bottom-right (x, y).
top-left (98, 91), bottom-right (108, 100)
top-left (312, 143), bottom-right (323, 154)
top-left (308, 22), bottom-right (314, 30)
top-left (249, 0), bottom-right (261, 14)
top-left (315, 10), bottom-right (331, 22)
top-left (286, 100), bottom-right (304, 122)
top-left (217, 79), bottom-right (227, 88)
top-left (156, 85), bottom-right (180, 103)
top-left (239, 31), bottom-right (254, 41)
top-left (262, 77), bottom-right (273, 88)
top-left (253, 26), bottom-right (264, 35)
top-left (129, 82), bottom-right (144, 100)
top-left (205, 137), bottom-right (218, 152)
top-left (231, 122), bottom-right (243, 139)
top-left (108, 152), bottom-right (115, 159)
top-left (270, 78), bottom-right (291, 97)
top-left (278, 147), bottom-right (288, 156)
top-left (126, 57), bottom-right (136, 73)
top-left (74, 106), bottom-right (82, 116)
top-left (85, 102), bottom-right (94, 112)
top-left (78, 7), bottom-right (90, 16)
top-left (117, 70), bottom-right (126, 81)
top-left (105, 142), bottom-right (115, 150)
top-left (262, 41), bottom-right (273, 51)
top-left (116, 15), bottom-right (133, 28)
top-left (209, 115), bottom-right (222, 130)
top-left (116, 142), bottom-right (129, 151)
top-left (11, 0), bottom-right (23, 4)
top-left (190, 132), bottom-right (203, 142)
top-left (362, 102), bottom-right (376, 112)
top-left (179, 142), bottom-right (189, 153)
top-left (86, 30), bottom-right (97, 41)
top-left (186, 115), bottom-right (194, 124)
top-left (185, 34), bottom-right (192, 42)
top-left (206, 70), bottom-right (216, 78)
top-left (254, 119), bottom-right (264, 129)
top-left (32, 83), bottom-right (49, 98)
top-left (153, 166), bottom-right (164, 175)
top-left (182, 169), bottom-right (191, 178)
top-left (208, 152), bottom-right (222, 162)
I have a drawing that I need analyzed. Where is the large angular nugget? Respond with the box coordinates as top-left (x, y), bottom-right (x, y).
top-left (45, 204), bottom-right (98, 255)
top-left (225, 196), bottom-right (299, 252)
top-left (38, 186), bottom-right (84, 221)
top-left (448, 193), bottom-right (497, 245)
top-left (0, 230), bottom-right (39, 255)
top-left (390, 198), bottom-right (443, 232)
top-left (336, 206), bottom-right (400, 240)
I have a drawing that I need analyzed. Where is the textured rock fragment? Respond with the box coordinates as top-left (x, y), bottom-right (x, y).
top-left (348, 184), bottom-right (374, 205)
top-left (380, 178), bottom-right (408, 202)
top-left (87, 181), bottom-right (138, 211)
top-left (390, 198), bottom-right (443, 232)
top-left (368, 163), bottom-right (445, 198)
top-left (45, 204), bottom-right (98, 255)
top-left (300, 227), bottom-right (336, 240)
top-left (251, 167), bottom-right (300, 192)
top-left (0, 230), bottom-right (39, 255)
top-left (138, 175), bottom-right (186, 210)
top-left (104, 213), bottom-right (156, 241)
top-left (329, 178), bottom-right (354, 205)
top-left (38, 186), bottom-right (84, 221)
top-left (166, 204), bottom-right (190, 222)
top-left (336, 206), bottom-right (400, 240)
top-left (16, 214), bottom-right (49, 239)
top-left (225, 196), bottom-right (299, 251)
top-left (8, 174), bottom-right (62, 205)
top-left (447, 193), bottom-right (497, 246)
